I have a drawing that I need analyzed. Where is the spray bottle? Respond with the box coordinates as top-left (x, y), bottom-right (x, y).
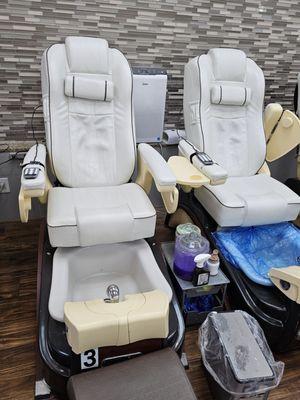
top-left (192, 254), bottom-right (210, 286)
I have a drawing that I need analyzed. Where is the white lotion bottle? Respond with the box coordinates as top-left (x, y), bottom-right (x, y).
top-left (206, 250), bottom-right (220, 276)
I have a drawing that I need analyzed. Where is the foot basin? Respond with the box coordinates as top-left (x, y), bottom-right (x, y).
top-left (49, 239), bottom-right (172, 322)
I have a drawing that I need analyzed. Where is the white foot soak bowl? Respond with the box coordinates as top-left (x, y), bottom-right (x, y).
top-left (49, 239), bottom-right (172, 322)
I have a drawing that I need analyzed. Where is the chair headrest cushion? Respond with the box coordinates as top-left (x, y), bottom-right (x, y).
top-left (211, 85), bottom-right (251, 106)
top-left (65, 74), bottom-right (114, 102)
top-left (65, 36), bottom-right (109, 74)
top-left (208, 48), bottom-right (247, 82)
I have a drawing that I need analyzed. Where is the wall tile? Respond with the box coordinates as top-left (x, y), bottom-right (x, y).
top-left (0, 0), bottom-right (299, 147)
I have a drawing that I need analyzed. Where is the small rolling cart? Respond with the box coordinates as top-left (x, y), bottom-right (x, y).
top-left (161, 242), bottom-right (229, 326)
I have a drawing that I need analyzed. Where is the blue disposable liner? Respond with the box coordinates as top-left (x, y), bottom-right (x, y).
top-left (213, 222), bottom-right (300, 286)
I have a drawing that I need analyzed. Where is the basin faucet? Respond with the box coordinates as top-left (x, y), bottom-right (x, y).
top-left (105, 284), bottom-right (120, 303)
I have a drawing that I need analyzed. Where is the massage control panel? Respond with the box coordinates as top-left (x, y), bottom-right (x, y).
top-left (196, 152), bottom-right (214, 166)
top-left (23, 166), bottom-right (40, 179)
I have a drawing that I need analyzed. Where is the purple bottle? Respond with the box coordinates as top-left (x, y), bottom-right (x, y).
top-left (174, 232), bottom-right (210, 281)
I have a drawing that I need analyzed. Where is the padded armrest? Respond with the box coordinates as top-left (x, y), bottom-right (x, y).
top-left (136, 143), bottom-right (178, 214)
top-left (19, 144), bottom-right (52, 223)
top-left (178, 140), bottom-right (228, 185)
top-left (263, 103), bottom-right (283, 142)
top-left (21, 144), bottom-right (46, 191)
top-left (265, 108), bottom-right (300, 162)
top-left (137, 143), bottom-right (176, 191)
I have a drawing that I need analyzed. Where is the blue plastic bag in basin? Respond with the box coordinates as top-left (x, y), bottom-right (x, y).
top-left (213, 223), bottom-right (300, 286)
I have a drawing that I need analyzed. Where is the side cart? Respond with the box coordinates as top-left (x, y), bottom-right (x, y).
top-left (161, 242), bottom-right (229, 326)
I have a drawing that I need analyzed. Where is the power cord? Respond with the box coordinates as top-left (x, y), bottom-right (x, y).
top-left (0, 103), bottom-right (42, 168)
top-left (0, 150), bottom-right (23, 167)
top-left (0, 144), bottom-right (14, 167)
top-left (31, 103), bottom-right (43, 161)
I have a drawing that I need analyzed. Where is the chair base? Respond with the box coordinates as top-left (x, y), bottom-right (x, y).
top-left (175, 189), bottom-right (300, 353)
top-left (37, 223), bottom-right (184, 397)
top-left (286, 178), bottom-right (300, 196)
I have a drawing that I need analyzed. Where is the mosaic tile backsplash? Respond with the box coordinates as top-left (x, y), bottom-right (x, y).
top-left (0, 0), bottom-right (299, 147)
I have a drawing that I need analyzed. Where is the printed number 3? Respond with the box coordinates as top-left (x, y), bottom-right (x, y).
top-left (81, 348), bottom-right (99, 370)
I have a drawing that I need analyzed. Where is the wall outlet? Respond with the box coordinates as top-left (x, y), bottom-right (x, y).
top-left (0, 177), bottom-right (10, 193)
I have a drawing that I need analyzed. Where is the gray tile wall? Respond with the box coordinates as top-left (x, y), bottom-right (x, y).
top-left (0, 0), bottom-right (299, 148)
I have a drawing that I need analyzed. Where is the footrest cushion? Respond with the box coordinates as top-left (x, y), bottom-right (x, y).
top-left (64, 289), bottom-right (169, 354)
top-left (67, 348), bottom-right (197, 400)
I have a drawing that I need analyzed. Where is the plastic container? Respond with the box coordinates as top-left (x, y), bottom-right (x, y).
top-left (174, 232), bottom-right (210, 281)
top-left (199, 311), bottom-right (284, 400)
top-left (175, 223), bottom-right (201, 238)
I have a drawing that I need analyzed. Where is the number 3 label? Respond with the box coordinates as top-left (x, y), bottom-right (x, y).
top-left (80, 348), bottom-right (99, 370)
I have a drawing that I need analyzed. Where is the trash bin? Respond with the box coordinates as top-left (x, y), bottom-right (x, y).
top-left (199, 311), bottom-right (284, 399)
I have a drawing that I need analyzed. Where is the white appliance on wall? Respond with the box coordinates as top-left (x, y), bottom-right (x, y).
top-left (132, 67), bottom-right (167, 143)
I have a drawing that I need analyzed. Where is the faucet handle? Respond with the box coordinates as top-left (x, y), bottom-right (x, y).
top-left (106, 284), bottom-right (120, 303)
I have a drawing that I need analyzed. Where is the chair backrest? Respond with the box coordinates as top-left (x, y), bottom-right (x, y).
top-left (41, 36), bottom-right (136, 187)
top-left (183, 48), bottom-right (266, 177)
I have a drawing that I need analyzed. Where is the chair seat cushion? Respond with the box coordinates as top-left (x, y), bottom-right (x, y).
top-left (195, 174), bottom-right (300, 227)
top-left (67, 348), bottom-right (197, 400)
top-left (47, 183), bottom-right (156, 247)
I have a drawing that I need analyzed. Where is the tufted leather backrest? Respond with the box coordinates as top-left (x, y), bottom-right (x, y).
top-left (41, 36), bottom-right (135, 187)
top-left (183, 48), bottom-right (266, 177)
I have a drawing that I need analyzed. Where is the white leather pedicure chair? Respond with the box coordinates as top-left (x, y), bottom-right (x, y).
top-left (18, 36), bottom-right (184, 395)
top-left (171, 48), bottom-right (300, 351)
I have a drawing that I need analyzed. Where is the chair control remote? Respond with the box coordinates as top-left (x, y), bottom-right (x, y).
top-left (197, 152), bottom-right (214, 165)
top-left (24, 167), bottom-right (40, 179)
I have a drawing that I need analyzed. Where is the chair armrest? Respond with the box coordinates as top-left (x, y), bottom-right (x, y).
top-left (167, 156), bottom-right (210, 188)
top-left (178, 140), bottom-right (228, 185)
top-left (19, 144), bottom-right (52, 222)
top-left (269, 266), bottom-right (300, 303)
top-left (136, 143), bottom-right (178, 213)
top-left (21, 144), bottom-right (46, 191)
top-left (137, 143), bottom-right (176, 190)
top-left (263, 103), bottom-right (283, 142)
top-left (265, 108), bottom-right (300, 162)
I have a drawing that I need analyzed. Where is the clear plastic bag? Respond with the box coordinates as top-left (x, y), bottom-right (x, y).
top-left (199, 311), bottom-right (284, 397)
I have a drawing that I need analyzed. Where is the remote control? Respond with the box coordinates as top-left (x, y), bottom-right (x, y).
top-left (24, 167), bottom-right (40, 179)
top-left (196, 152), bottom-right (214, 165)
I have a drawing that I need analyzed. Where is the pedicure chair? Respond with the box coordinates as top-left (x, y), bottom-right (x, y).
top-left (18, 36), bottom-right (185, 395)
top-left (170, 48), bottom-right (300, 351)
